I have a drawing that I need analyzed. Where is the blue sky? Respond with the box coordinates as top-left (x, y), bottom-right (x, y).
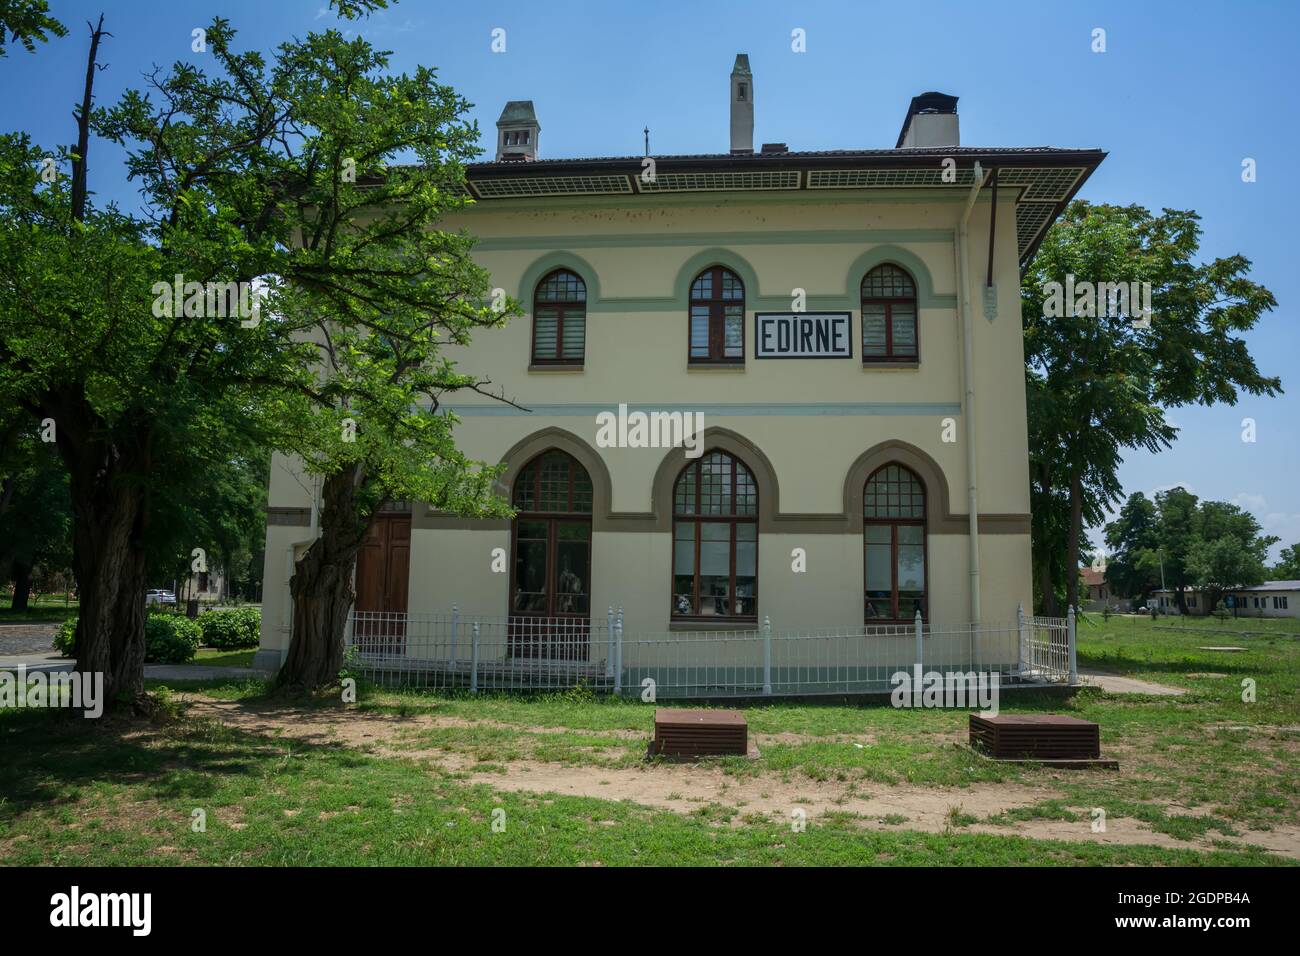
top-left (2, 0), bottom-right (1296, 556)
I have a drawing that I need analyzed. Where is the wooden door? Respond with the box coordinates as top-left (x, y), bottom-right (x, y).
top-left (354, 512), bottom-right (411, 653)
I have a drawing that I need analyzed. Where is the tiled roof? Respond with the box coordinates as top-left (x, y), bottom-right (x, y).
top-left (1080, 567), bottom-right (1107, 587)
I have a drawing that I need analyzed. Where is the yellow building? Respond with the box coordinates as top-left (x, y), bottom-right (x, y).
top-left (255, 57), bottom-right (1101, 692)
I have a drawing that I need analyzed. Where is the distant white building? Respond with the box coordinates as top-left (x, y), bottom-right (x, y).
top-left (1151, 580), bottom-right (1298, 618)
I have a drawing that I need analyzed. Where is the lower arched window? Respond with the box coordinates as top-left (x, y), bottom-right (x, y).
top-left (672, 450), bottom-right (757, 620)
top-left (511, 450), bottom-right (592, 617)
top-left (864, 464), bottom-right (926, 621)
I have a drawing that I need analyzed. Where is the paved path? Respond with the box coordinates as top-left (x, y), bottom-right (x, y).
top-left (1079, 667), bottom-right (1186, 696)
top-left (0, 622), bottom-right (59, 656)
top-left (0, 654), bottom-right (270, 681)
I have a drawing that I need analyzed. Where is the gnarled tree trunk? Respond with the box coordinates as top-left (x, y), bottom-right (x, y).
top-left (50, 395), bottom-right (151, 709)
top-left (277, 465), bottom-right (372, 690)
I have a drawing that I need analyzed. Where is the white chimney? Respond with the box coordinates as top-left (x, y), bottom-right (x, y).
top-left (730, 54), bottom-right (753, 154)
top-left (896, 92), bottom-right (959, 149)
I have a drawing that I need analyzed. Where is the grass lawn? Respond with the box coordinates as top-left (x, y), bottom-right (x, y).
top-left (194, 648), bottom-right (258, 668)
top-left (0, 615), bottom-right (1296, 866)
top-left (0, 599), bottom-right (78, 624)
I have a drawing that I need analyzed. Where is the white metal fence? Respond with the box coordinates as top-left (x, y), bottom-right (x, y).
top-left (1020, 606), bottom-right (1077, 684)
top-left (345, 604), bottom-right (1078, 697)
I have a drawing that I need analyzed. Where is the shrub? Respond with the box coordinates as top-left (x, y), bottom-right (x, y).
top-left (51, 614), bottom-right (200, 663)
top-left (54, 618), bottom-right (77, 657)
top-left (197, 607), bottom-right (261, 649)
top-left (145, 614), bottom-right (202, 663)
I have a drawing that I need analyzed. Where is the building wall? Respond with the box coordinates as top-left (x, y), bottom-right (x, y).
top-left (257, 190), bottom-right (1033, 661)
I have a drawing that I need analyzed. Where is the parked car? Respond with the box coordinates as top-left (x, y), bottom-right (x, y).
top-left (145, 589), bottom-right (177, 606)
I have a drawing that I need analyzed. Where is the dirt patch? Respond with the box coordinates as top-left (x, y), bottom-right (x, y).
top-left (182, 695), bottom-right (1300, 859)
top-left (183, 697), bottom-right (647, 746)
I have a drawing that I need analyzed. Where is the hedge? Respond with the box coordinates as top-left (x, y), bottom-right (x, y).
top-left (197, 607), bottom-right (261, 650)
top-left (52, 611), bottom-right (201, 664)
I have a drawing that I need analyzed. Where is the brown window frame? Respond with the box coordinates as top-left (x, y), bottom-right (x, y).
top-left (861, 264), bottom-right (919, 364)
top-left (509, 450), bottom-right (593, 620)
top-left (863, 464), bottom-right (928, 624)
top-left (671, 450), bottom-right (758, 621)
top-left (531, 269), bottom-right (587, 366)
top-left (688, 266), bottom-right (746, 366)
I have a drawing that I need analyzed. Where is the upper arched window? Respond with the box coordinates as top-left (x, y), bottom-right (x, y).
top-left (672, 450), bottom-right (757, 619)
top-left (532, 269), bottom-right (586, 365)
top-left (863, 464), bottom-right (926, 622)
top-left (689, 266), bottom-right (745, 364)
top-left (861, 264), bottom-right (918, 363)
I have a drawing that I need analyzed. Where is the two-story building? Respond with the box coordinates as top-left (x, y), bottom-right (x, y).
top-left (253, 55), bottom-right (1103, 678)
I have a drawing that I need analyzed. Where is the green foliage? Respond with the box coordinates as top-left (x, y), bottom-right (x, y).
top-left (1023, 202), bottom-right (1280, 612)
top-left (1103, 491), bottom-right (1160, 599)
top-left (0, 12), bottom-right (517, 696)
top-left (1273, 543), bottom-right (1300, 580)
top-left (144, 613), bottom-right (202, 664)
top-left (197, 607), bottom-right (261, 649)
top-left (53, 616), bottom-right (75, 656)
top-left (0, 0), bottom-right (66, 57)
top-left (0, 422), bottom-right (72, 587)
top-left (1105, 486), bottom-right (1278, 614)
top-left (55, 612), bottom-right (201, 663)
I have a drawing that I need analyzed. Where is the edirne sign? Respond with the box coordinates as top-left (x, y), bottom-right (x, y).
top-left (755, 312), bottom-right (853, 359)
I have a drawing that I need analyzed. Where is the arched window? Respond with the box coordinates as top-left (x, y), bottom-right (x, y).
top-left (689, 266), bottom-right (745, 364)
top-left (864, 464), bottom-right (926, 621)
top-left (511, 450), bottom-right (592, 618)
top-left (672, 450), bottom-right (757, 619)
top-left (861, 264), bottom-right (918, 363)
top-left (532, 269), bottom-right (586, 365)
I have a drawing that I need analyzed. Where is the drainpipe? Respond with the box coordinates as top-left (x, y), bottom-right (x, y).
top-left (956, 162), bottom-right (987, 626)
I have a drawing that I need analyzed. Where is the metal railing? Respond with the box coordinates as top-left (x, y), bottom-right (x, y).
top-left (1019, 604), bottom-right (1076, 684)
top-left (345, 603), bottom-right (1078, 697)
top-left (347, 608), bottom-right (618, 692)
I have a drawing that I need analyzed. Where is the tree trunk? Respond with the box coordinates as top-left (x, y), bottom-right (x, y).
top-left (277, 465), bottom-right (372, 690)
top-left (67, 462), bottom-right (150, 707)
top-left (47, 393), bottom-right (152, 710)
top-left (1065, 473), bottom-right (1083, 613)
top-left (10, 563), bottom-right (32, 611)
top-left (1036, 546), bottom-right (1058, 617)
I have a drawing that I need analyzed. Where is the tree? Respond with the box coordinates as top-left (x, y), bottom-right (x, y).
top-left (1023, 202), bottom-right (1281, 613)
top-left (0, 6), bottom-right (525, 703)
top-left (1103, 491), bottom-right (1160, 600)
top-left (1274, 543), bottom-right (1300, 580)
top-left (1145, 486), bottom-right (1200, 612)
top-left (1123, 490), bottom-right (1277, 614)
top-left (1187, 535), bottom-right (1269, 615)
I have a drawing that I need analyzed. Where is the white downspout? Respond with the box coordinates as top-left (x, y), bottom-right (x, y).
top-left (956, 162), bottom-right (987, 626)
